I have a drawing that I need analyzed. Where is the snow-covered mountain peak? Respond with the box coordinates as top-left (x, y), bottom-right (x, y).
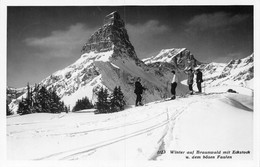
top-left (48, 50), bottom-right (114, 81)
top-left (143, 48), bottom-right (186, 63)
top-left (103, 11), bottom-right (125, 28)
top-left (143, 48), bottom-right (201, 71)
top-left (200, 54), bottom-right (254, 91)
top-left (81, 11), bottom-right (138, 62)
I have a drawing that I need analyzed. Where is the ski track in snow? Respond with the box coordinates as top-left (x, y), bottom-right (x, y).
top-left (7, 92), bottom-right (253, 160)
top-left (37, 103), bottom-right (189, 160)
top-left (8, 98), bottom-right (192, 160)
top-left (34, 107), bottom-right (178, 160)
top-left (47, 120), bottom-right (169, 160)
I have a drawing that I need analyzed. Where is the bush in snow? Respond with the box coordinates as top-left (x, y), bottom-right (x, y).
top-left (227, 89), bottom-right (237, 93)
top-left (72, 97), bottom-right (93, 112)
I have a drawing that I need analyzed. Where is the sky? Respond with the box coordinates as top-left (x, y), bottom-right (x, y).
top-left (7, 6), bottom-right (253, 88)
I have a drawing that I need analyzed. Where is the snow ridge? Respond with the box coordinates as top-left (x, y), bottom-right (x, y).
top-left (201, 54), bottom-right (254, 91)
top-left (7, 93), bottom-right (253, 160)
top-left (143, 48), bottom-right (186, 63)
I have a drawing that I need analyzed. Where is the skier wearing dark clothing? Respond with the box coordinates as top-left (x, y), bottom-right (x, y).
top-left (196, 69), bottom-right (203, 93)
top-left (186, 68), bottom-right (194, 95)
top-left (134, 77), bottom-right (146, 106)
top-left (171, 70), bottom-right (178, 100)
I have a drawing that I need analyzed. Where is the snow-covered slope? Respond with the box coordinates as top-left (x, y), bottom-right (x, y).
top-left (142, 48), bottom-right (204, 96)
top-left (201, 54), bottom-right (254, 93)
top-left (6, 86), bottom-right (27, 104)
top-left (144, 50), bottom-right (254, 95)
top-left (143, 48), bottom-right (186, 63)
top-left (143, 48), bottom-right (201, 70)
top-left (7, 92), bottom-right (253, 160)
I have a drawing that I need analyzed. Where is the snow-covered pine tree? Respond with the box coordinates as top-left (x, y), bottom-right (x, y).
top-left (38, 86), bottom-right (49, 113)
top-left (45, 86), bottom-right (67, 113)
top-left (17, 84), bottom-right (68, 114)
top-left (17, 98), bottom-right (25, 115)
top-left (62, 101), bottom-right (70, 113)
top-left (17, 98), bottom-right (30, 115)
top-left (49, 89), bottom-right (61, 113)
top-left (110, 86), bottom-right (126, 112)
top-left (17, 83), bottom-right (33, 115)
top-left (110, 86), bottom-right (118, 112)
top-left (6, 100), bottom-right (12, 116)
top-left (27, 83), bottom-right (33, 109)
top-left (117, 86), bottom-right (126, 110)
top-left (32, 84), bottom-right (41, 113)
top-left (96, 87), bottom-right (110, 114)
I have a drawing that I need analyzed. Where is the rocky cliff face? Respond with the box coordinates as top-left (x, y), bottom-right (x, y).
top-left (143, 48), bottom-right (201, 70)
top-left (6, 87), bottom-right (27, 104)
top-left (201, 54), bottom-right (254, 89)
top-left (81, 11), bottom-right (140, 63)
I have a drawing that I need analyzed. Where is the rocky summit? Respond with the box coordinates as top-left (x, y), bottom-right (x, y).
top-left (81, 11), bottom-right (139, 62)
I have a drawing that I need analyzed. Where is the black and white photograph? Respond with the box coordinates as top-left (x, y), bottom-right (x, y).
top-left (1, 0), bottom-right (259, 167)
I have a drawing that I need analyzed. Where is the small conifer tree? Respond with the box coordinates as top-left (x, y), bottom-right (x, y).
top-left (110, 86), bottom-right (126, 112)
top-left (18, 84), bottom-right (69, 114)
top-left (96, 87), bottom-right (110, 113)
top-left (6, 101), bottom-right (12, 116)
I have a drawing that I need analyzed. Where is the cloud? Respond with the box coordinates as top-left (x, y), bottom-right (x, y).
top-left (24, 23), bottom-right (96, 58)
top-left (186, 12), bottom-right (249, 32)
top-left (24, 20), bottom-right (170, 60)
top-left (126, 20), bottom-right (170, 58)
top-left (127, 20), bottom-right (169, 36)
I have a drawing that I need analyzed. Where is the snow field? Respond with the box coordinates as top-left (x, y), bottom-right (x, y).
top-left (7, 103), bottom-right (171, 160)
top-left (158, 94), bottom-right (253, 160)
top-left (7, 92), bottom-right (253, 161)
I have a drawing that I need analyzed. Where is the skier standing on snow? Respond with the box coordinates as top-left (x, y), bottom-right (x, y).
top-left (195, 69), bottom-right (203, 93)
top-left (171, 70), bottom-right (178, 100)
top-left (186, 68), bottom-right (194, 95)
top-left (134, 77), bottom-right (146, 106)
